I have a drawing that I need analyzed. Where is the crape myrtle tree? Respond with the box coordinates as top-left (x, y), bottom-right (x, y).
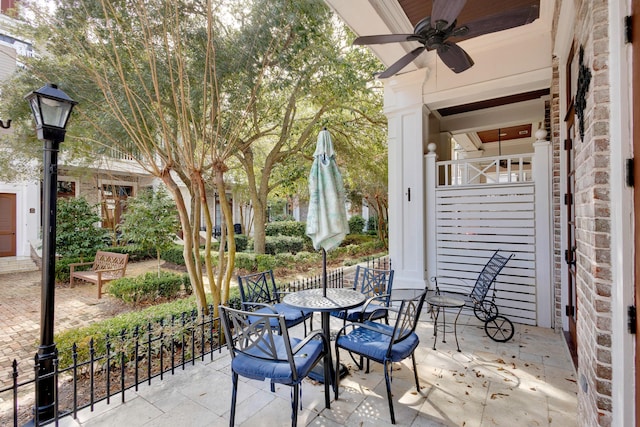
top-left (229, 1), bottom-right (386, 254)
top-left (0, 0), bottom-right (386, 313)
top-left (1, 0), bottom-right (271, 315)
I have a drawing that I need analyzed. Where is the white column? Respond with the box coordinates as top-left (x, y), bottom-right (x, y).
top-left (425, 143), bottom-right (437, 289)
top-left (532, 129), bottom-right (553, 327)
top-left (384, 73), bottom-right (428, 289)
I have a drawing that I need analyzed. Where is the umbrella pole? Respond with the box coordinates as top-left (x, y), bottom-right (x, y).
top-left (322, 248), bottom-right (327, 297)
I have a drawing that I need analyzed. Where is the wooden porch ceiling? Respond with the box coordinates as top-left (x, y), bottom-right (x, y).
top-left (398, 0), bottom-right (540, 39)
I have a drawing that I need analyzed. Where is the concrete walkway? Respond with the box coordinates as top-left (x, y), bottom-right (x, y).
top-left (55, 311), bottom-right (578, 427)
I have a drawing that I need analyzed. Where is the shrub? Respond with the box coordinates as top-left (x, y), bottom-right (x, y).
top-left (234, 234), bottom-right (248, 252)
top-left (274, 252), bottom-right (295, 267)
top-left (367, 215), bottom-right (378, 231)
top-left (227, 286), bottom-right (242, 310)
top-left (54, 297), bottom-right (206, 368)
top-left (56, 256), bottom-right (86, 283)
top-left (161, 245), bottom-right (186, 265)
top-left (256, 254), bottom-right (277, 272)
top-left (234, 252), bottom-right (257, 271)
top-left (105, 244), bottom-right (155, 261)
top-left (108, 271), bottom-right (188, 304)
top-left (264, 235), bottom-right (305, 255)
top-left (348, 215), bottom-right (365, 234)
top-left (265, 220), bottom-right (306, 237)
top-left (56, 197), bottom-right (108, 258)
top-left (119, 188), bottom-right (180, 268)
top-left (341, 233), bottom-right (375, 246)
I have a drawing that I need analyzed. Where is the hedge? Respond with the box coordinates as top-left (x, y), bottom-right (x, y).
top-left (54, 297), bottom-right (206, 368)
top-left (108, 271), bottom-right (190, 304)
top-left (265, 220), bottom-right (306, 237)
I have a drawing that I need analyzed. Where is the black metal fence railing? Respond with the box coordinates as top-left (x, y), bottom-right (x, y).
top-left (0, 254), bottom-right (390, 426)
top-left (279, 268), bottom-right (344, 292)
top-left (366, 255), bottom-right (391, 270)
top-left (0, 305), bottom-right (222, 427)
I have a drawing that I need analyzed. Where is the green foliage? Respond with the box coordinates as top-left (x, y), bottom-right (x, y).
top-left (119, 188), bottom-right (179, 263)
top-left (227, 286), bottom-right (242, 310)
top-left (265, 220), bottom-right (307, 237)
top-left (108, 271), bottom-right (189, 304)
top-left (256, 254), bottom-right (277, 272)
top-left (55, 256), bottom-right (86, 283)
top-left (54, 296), bottom-right (205, 368)
top-left (104, 244), bottom-right (155, 261)
top-left (234, 235), bottom-right (248, 252)
top-left (348, 215), bottom-right (365, 234)
top-left (161, 245), bottom-right (187, 265)
top-left (56, 197), bottom-right (108, 258)
top-left (264, 235), bottom-right (305, 255)
top-left (367, 215), bottom-right (378, 231)
top-left (235, 252), bottom-right (257, 271)
top-left (341, 233), bottom-right (376, 246)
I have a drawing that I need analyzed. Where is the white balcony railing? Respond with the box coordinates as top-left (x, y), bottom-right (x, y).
top-left (436, 153), bottom-right (534, 187)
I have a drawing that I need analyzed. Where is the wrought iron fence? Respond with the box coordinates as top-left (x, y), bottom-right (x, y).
top-left (0, 305), bottom-right (222, 427)
top-left (0, 255), bottom-right (389, 426)
top-left (278, 268), bottom-right (345, 292)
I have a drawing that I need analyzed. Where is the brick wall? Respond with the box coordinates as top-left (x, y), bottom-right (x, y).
top-left (570, 1), bottom-right (613, 425)
top-left (550, 57), bottom-right (562, 333)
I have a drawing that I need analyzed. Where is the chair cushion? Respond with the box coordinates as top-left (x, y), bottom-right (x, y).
top-left (331, 302), bottom-right (387, 322)
top-left (231, 335), bottom-right (323, 384)
top-left (249, 304), bottom-right (310, 329)
top-left (336, 321), bottom-right (419, 363)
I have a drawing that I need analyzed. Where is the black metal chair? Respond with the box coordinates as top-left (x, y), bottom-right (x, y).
top-left (331, 265), bottom-right (394, 325)
top-left (238, 270), bottom-right (312, 335)
top-left (219, 305), bottom-right (330, 427)
top-left (334, 290), bottom-right (427, 425)
top-left (434, 250), bottom-right (515, 342)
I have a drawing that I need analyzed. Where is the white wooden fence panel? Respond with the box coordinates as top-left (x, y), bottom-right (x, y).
top-left (434, 183), bottom-right (538, 325)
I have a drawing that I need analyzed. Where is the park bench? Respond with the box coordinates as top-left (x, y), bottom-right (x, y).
top-left (69, 251), bottom-right (129, 298)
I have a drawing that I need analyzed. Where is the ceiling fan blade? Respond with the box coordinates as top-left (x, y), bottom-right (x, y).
top-left (431, 0), bottom-right (467, 30)
top-left (378, 46), bottom-right (426, 79)
top-left (353, 34), bottom-right (416, 45)
top-left (461, 4), bottom-right (540, 39)
top-left (437, 42), bottom-right (474, 73)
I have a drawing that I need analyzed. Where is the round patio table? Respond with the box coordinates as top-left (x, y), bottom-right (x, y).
top-left (283, 288), bottom-right (365, 405)
top-left (426, 294), bottom-right (466, 352)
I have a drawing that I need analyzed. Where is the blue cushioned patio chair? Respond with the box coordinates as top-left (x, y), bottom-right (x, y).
top-left (334, 289), bottom-right (427, 425)
top-left (238, 270), bottom-right (312, 335)
top-left (219, 305), bottom-right (330, 427)
top-left (331, 265), bottom-right (394, 325)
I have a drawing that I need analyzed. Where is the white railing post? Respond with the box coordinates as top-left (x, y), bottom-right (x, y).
top-left (533, 128), bottom-right (553, 328)
top-left (425, 143), bottom-right (437, 289)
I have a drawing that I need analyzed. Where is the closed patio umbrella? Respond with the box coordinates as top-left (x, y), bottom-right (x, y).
top-left (306, 128), bottom-right (349, 296)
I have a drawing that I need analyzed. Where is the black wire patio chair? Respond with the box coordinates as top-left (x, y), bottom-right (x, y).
top-left (433, 250), bottom-right (515, 342)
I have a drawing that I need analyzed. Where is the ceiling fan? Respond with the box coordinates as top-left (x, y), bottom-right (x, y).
top-left (353, 0), bottom-right (540, 78)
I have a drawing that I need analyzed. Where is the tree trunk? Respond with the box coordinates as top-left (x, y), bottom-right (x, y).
top-left (161, 172), bottom-right (208, 315)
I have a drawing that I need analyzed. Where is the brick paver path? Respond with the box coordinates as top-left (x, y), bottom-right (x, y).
top-left (0, 260), bottom-right (159, 388)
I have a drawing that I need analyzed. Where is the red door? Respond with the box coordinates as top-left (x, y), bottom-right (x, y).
top-left (0, 193), bottom-right (16, 257)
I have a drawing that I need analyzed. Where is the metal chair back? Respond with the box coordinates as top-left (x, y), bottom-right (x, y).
top-left (353, 265), bottom-right (394, 304)
top-left (468, 251), bottom-right (513, 305)
top-left (238, 270), bottom-right (279, 310)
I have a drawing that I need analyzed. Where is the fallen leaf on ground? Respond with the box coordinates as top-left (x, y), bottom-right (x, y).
top-left (490, 392), bottom-right (509, 399)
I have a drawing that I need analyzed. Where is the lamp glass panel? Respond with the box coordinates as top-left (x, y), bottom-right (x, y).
top-left (40, 97), bottom-right (71, 128)
top-left (29, 97), bottom-right (42, 126)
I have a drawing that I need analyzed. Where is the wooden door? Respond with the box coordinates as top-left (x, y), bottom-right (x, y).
top-left (633, 0), bottom-right (640, 420)
top-left (565, 110), bottom-right (578, 365)
top-left (0, 193), bottom-right (16, 257)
